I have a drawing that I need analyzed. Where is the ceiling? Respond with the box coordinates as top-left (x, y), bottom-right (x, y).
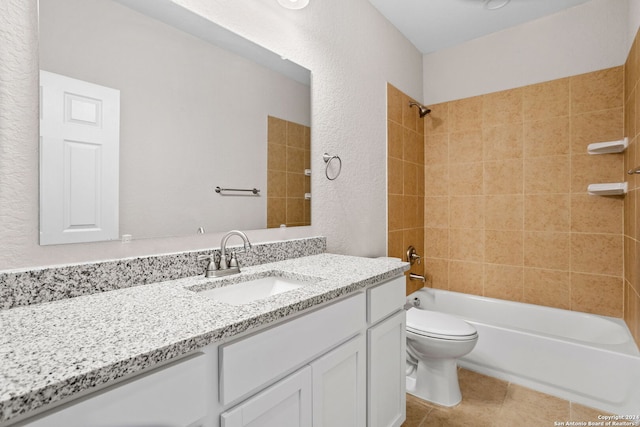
top-left (368, 0), bottom-right (594, 54)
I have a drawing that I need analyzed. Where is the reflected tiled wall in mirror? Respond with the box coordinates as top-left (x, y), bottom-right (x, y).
top-left (267, 116), bottom-right (311, 228)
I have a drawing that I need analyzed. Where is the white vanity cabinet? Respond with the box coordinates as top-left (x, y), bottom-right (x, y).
top-left (219, 293), bottom-right (367, 427)
top-left (366, 276), bottom-right (407, 427)
top-left (12, 274), bottom-right (406, 427)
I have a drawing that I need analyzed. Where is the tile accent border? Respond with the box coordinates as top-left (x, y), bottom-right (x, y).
top-left (0, 237), bottom-right (326, 310)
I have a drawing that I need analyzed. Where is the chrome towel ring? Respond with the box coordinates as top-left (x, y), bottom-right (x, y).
top-left (323, 153), bottom-right (342, 180)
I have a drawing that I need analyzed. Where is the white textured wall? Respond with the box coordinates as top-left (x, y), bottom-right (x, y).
top-left (423, 0), bottom-right (629, 104)
top-left (630, 0), bottom-right (640, 51)
top-left (0, 0), bottom-right (423, 269)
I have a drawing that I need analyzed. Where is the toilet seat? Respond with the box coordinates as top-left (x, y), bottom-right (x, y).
top-left (406, 308), bottom-right (478, 341)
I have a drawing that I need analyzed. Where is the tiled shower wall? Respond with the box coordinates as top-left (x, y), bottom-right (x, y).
top-left (388, 68), bottom-right (628, 316)
top-left (387, 84), bottom-right (425, 295)
top-left (421, 67), bottom-right (625, 318)
top-left (267, 116), bottom-right (311, 228)
top-left (624, 30), bottom-right (640, 346)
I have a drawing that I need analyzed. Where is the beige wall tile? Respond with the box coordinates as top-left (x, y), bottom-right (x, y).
top-left (403, 128), bottom-right (422, 162)
top-left (523, 268), bottom-right (571, 309)
top-left (449, 130), bottom-right (483, 163)
top-left (286, 172), bottom-right (304, 197)
top-left (625, 89), bottom-right (636, 139)
top-left (627, 140), bottom-right (637, 191)
top-left (571, 273), bottom-right (623, 316)
top-left (483, 88), bottom-right (523, 127)
top-left (425, 196), bottom-right (449, 228)
top-left (449, 261), bottom-right (484, 295)
top-left (268, 142), bottom-right (286, 171)
top-left (449, 96), bottom-right (483, 132)
top-left (287, 122), bottom-right (306, 149)
top-left (636, 85), bottom-right (640, 137)
top-left (387, 157), bottom-right (403, 195)
top-left (387, 84), bottom-right (403, 124)
top-left (485, 195), bottom-right (524, 230)
top-left (524, 231), bottom-right (571, 270)
top-left (449, 228), bottom-right (484, 262)
top-left (425, 133), bottom-right (448, 165)
top-left (570, 108), bottom-right (624, 154)
top-left (483, 123), bottom-right (523, 161)
top-left (484, 264), bottom-right (524, 301)
top-left (523, 78), bottom-right (570, 121)
top-left (571, 233), bottom-right (623, 276)
top-left (388, 120), bottom-right (403, 159)
top-left (449, 162), bottom-right (483, 195)
top-left (388, 231), bottom-right (404, 260)
top-left (570, 154), bottom-right (624, 194)
top-left (571, 66), bottom-right (623, 115)
top-left (403, 162), bottom-right (419, 196)
top-left (524, 117), bottom-right (570, 158)
top-left (403, 195), bottom-right (421, 229)
top-left (388, 194), bottom-right (404, 232)
top-left (425, 227), bottom-right (449, 258)
top-left (286, 198), bottom-right (304, 223)
top-left (425, 257), bottom-right (449, 289)
top-left (571, 194), bottom-right (623, 234)
top-left (449, 196), bottom-right (484, 229)
top-left (267, 198), bottom-right (286, 228)
top-left (485, 230), bottom-right (523, 266)
top-left (633, 190), bottom-right (640, 239)
top-left (424, 164), bottom-right (449, 196)
top-left (524, 194), bottom-right (570, 232)
top-left (524, 155), bottom-right (570, 194)
top-left (424, 102), bottom-right (449, 134)
top-left (267, 116), bottom-right (287, 144)
top-left (268, 170), bottom-right (286, 198)
top-left (286, 146), bottom-right (305, 173)
top-left (484, 159), bottom-right (523, 195)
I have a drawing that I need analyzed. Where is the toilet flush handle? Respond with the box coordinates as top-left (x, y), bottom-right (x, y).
top-left (406, 246), bottom-right (421, 265)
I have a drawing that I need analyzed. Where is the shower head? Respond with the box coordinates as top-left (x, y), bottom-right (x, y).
top-left (409, 101), bottom-right (432, 118)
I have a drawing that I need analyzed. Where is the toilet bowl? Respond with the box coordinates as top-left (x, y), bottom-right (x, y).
top-left (405, 308), bottom-right (478, 407)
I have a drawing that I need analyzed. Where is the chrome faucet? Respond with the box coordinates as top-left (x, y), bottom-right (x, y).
top-left (198, 230), bottom-right (252, 278)
top-left (219, 230), bottom-right (252, 270)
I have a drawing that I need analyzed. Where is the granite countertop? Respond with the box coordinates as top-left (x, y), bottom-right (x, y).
top-left (0, 253), bottom-right (409, 424)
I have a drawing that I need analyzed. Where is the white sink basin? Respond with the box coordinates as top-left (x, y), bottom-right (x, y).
top-left (196, 275), bottom-right (315, 306)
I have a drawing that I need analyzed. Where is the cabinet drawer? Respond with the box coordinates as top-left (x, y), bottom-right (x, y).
top-left (23, 353), bottom-right (208, 427)
top-left (367, 276), bottom-right (405, 325)
top-left (219, 293), bottom-right (366, 405)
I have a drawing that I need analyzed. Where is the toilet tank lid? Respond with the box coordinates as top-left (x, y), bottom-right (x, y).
top-left (406, 308), bottom-right (477, 337)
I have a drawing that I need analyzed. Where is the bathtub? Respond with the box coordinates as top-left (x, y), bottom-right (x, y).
top-left (408, 288), bottom-right (640, 415)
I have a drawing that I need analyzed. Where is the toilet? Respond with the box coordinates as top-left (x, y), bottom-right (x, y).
top-left (405, 307), bottom-right (478, 407)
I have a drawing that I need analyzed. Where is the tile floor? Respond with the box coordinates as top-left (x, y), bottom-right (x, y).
top-left (403, 368), bottom-right (611, 426)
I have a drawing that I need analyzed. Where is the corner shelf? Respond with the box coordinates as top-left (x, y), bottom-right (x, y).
top-left (587, 137), bottom-right (628, 155)
top-left (587, 182), bottom-right (627, 196)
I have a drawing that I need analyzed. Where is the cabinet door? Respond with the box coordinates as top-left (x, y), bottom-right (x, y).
top-left (368, 310), bottom-right (406, 427)
top-left (23, 353), bottom-right (208, 427)
top-left (221, 366), bottom-right (312, 427)
top-left (311, 334), bottom-right (366, 427)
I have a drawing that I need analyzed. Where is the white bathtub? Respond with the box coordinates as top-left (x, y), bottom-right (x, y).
top-left (408, 288), bottom-right (640, 415)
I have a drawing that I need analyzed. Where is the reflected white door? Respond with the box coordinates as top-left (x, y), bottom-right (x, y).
top-left (39, 70), bottom-right (120, 245)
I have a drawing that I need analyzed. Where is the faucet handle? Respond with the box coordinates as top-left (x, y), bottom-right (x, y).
top-left (197, 254), bottom-right (218, 277)
top-left (229, 252), bottom-right (239, 268)
top-left (197, 254), bottom-right (213, 263)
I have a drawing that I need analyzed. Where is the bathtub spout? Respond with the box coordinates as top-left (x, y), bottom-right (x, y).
top-left (409, 273), bottom-right (426, 282)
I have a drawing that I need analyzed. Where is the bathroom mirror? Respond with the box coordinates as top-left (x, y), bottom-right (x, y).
top-left (38, 0), bottom-right (311, 245)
